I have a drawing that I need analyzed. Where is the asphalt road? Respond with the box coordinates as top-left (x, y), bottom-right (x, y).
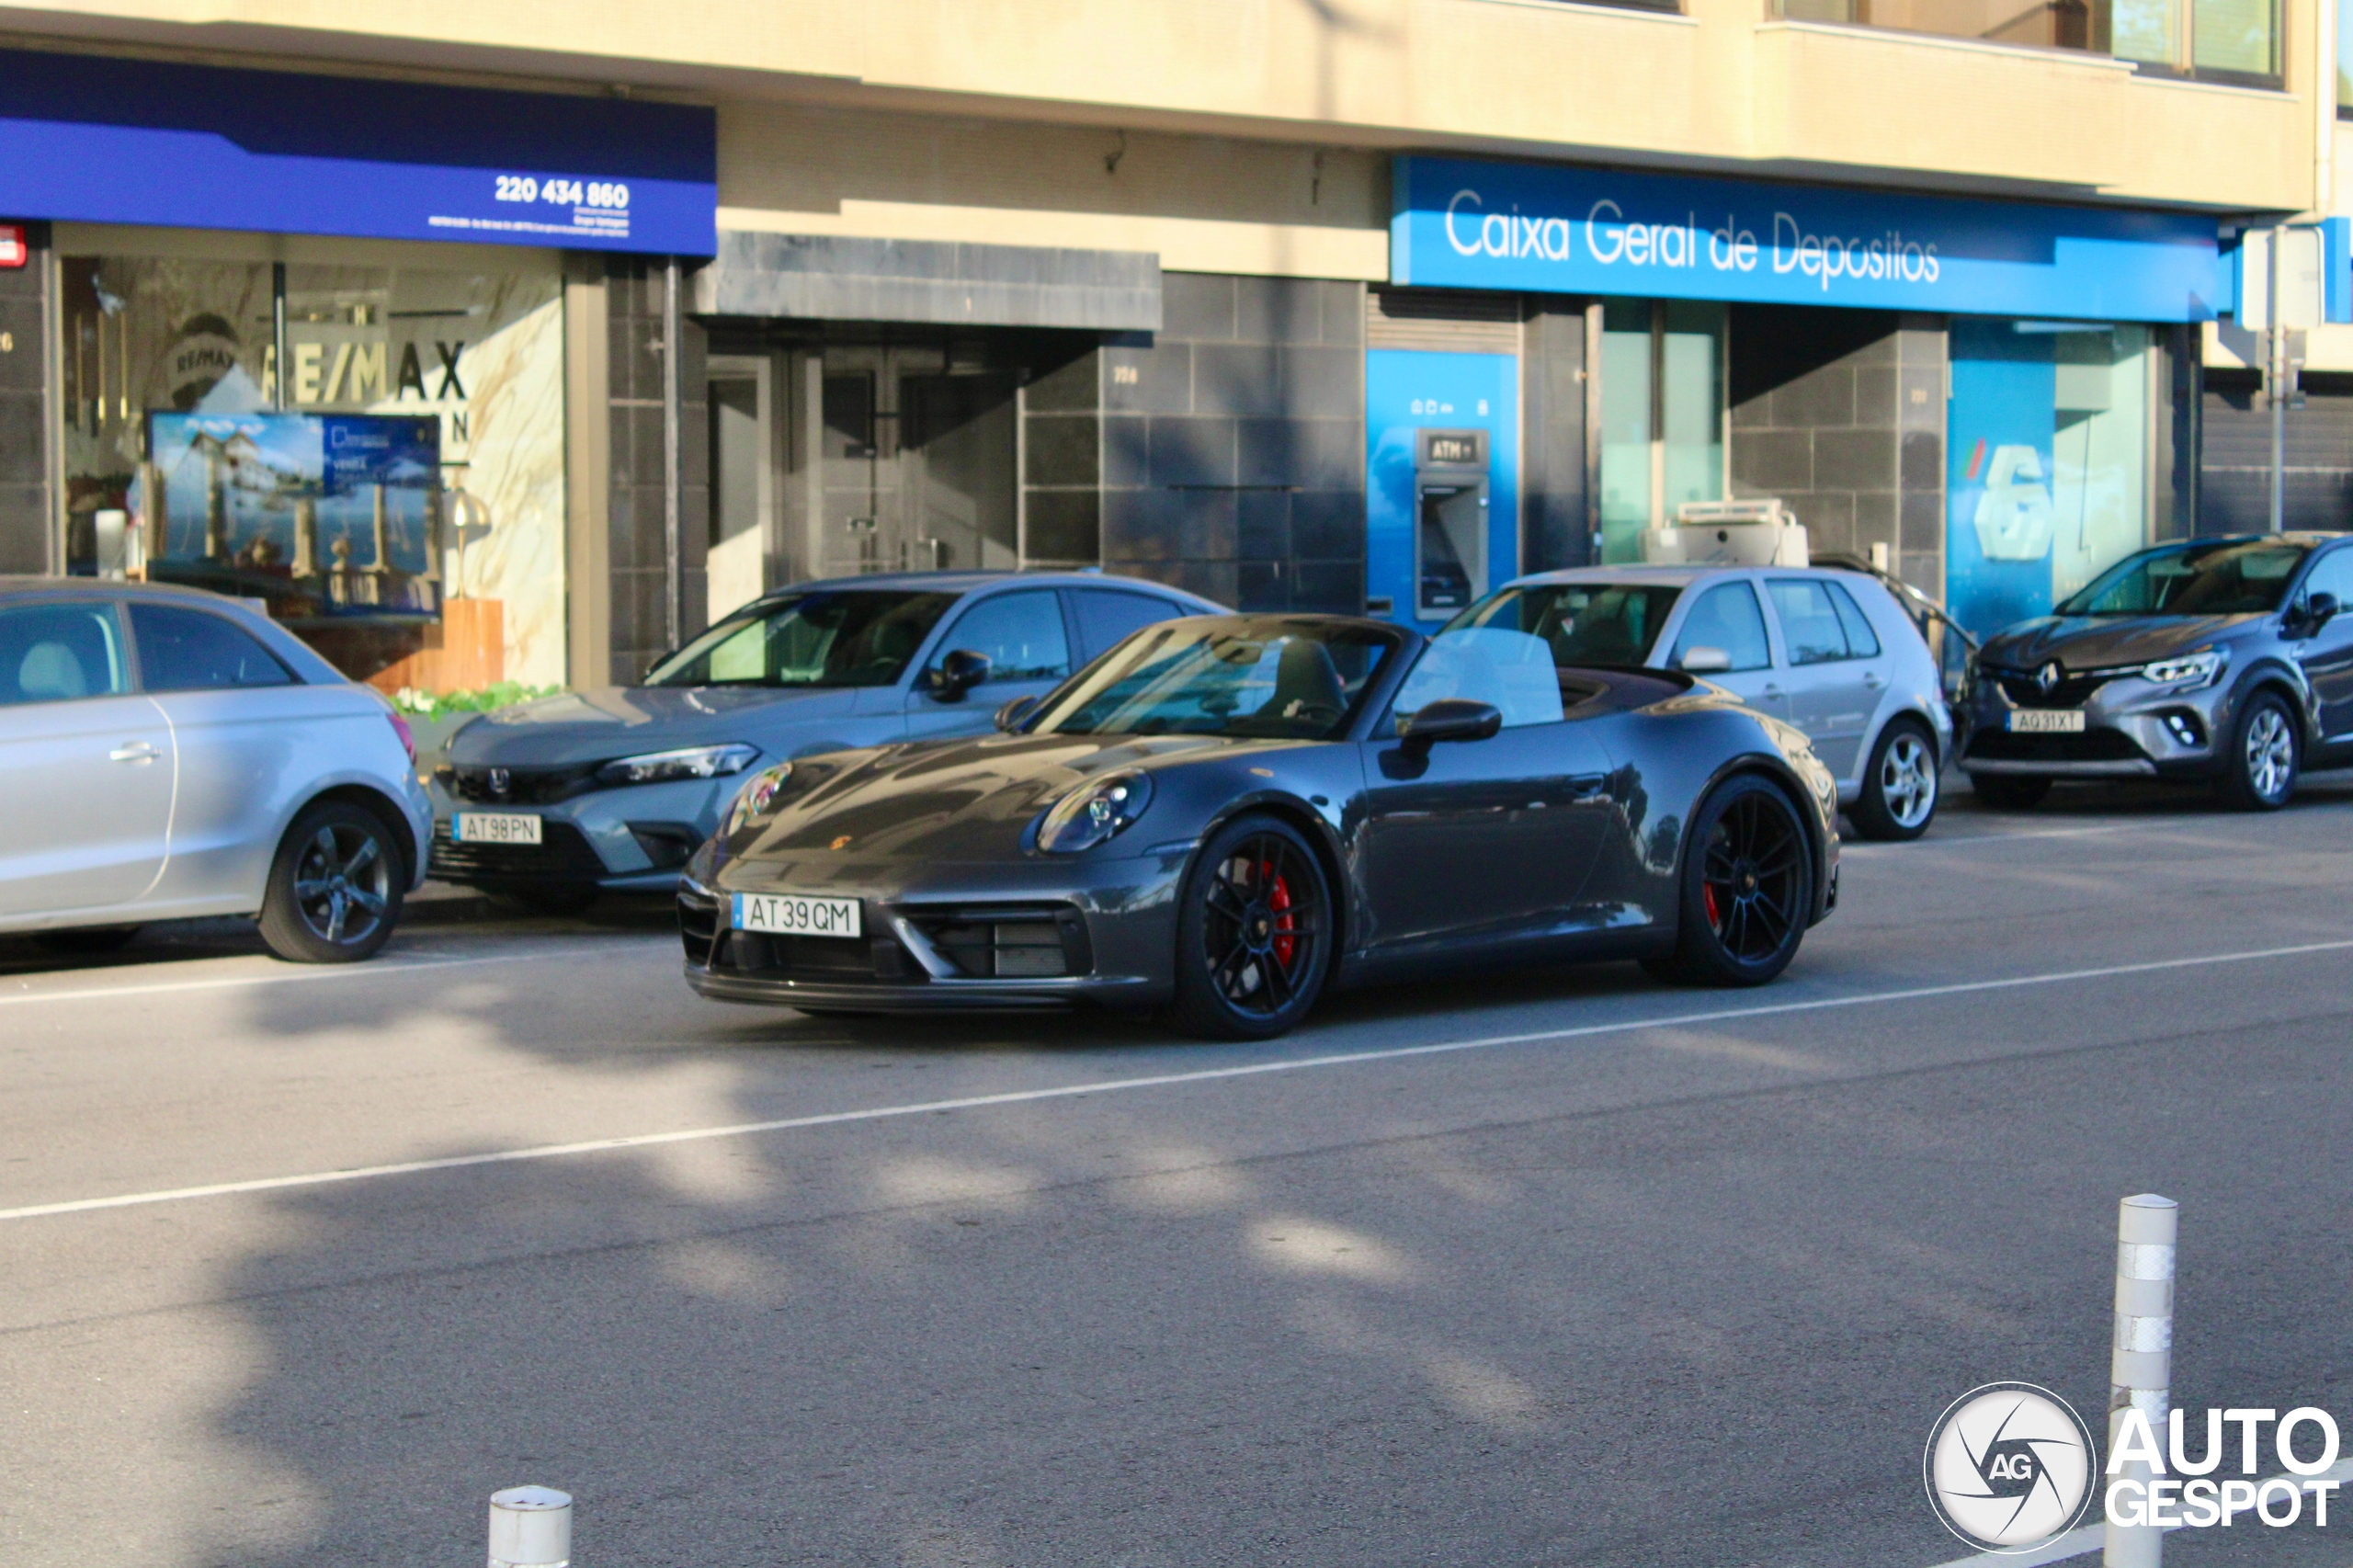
top-left (5, 778), bottom-right (2353, 1568)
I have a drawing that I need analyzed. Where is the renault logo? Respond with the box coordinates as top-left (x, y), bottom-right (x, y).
top-left (2035, 662), bottom-right (2063, 696)
top-left (487, 767), bottom-right (511, 798)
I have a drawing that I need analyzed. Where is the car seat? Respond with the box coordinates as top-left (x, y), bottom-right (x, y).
top-left (14, 641), bottom-right (90, 703)
top-left (1265, 639), bottom-right (1347, 725)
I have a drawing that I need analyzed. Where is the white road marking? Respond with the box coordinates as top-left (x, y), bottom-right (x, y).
top-left (0, 943), bottom-right (662, 1009)
top-left (1849, 822), bottom-right (2149, 853)
top-left (4, 935), bottom-right (2349, 1225)
top-left (1917, 1459), bottom-right (2353, 1566)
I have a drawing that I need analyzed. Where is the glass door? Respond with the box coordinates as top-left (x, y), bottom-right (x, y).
top-left (706, 355), bottom-right (772, 620)
top-left (810, 347), bottom-right (1019, 578)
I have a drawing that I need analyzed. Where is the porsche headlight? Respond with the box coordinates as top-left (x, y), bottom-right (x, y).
top-left (597, 743), bottom-right (759, 787)
top-left (1037, 772), bottom-right (1154, 855)
top-left (722, 762), bottom-right (794, 836)
top-left (2140, 650), bottom-right (2223, 691)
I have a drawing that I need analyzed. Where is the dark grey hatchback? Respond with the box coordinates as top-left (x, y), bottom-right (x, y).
top-left (1961, 533), bottom-right (2353, 811)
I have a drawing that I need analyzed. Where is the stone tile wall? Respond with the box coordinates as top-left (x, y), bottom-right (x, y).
top-left (1728, 307), bottom-right (1947, 595)
top-left (1020, 272), bottom-right (1366, 612)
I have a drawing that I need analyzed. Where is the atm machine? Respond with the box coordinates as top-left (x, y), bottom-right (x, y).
top-left (1413, 428), bottom-right (1489, 620)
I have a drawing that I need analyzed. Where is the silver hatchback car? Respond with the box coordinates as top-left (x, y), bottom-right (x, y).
top-left (0, 579), bottom-right (431, 960)
top-left (1445, 563), bottom-right (1954, 839)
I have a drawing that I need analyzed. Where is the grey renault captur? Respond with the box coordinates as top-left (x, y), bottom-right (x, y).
top-left (1961, 533), bottom-right (2353, 811)
top-left (430, 572), bottom-right (1222, 907)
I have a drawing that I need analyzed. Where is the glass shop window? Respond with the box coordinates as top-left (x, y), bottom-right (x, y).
top-left (1598, 300), bottom-right (1726, 564)
top-left (59, 253), bottom-right (566, 694)
top-left (1777, 0), bottom-right (2277, 84)
top-left (1946, 320), bottom-right (2153, 641)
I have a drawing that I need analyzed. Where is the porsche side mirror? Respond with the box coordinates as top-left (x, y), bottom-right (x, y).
top-left (1399, 699), bottom-right (1503, 751)
top-left (926, 648), bottom-right (991, 701)
top-left (1677, 645), bottom-right (1733, 674)
top-left (995, 694), bottom-right (1040, 732)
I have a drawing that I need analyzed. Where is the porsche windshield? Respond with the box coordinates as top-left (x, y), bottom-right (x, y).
top-left (644, 590), bottom-right (958, 687)
top-left (1029, 619), bottom-right (1398, 740)
top-left (2055, 541), bottom-right (2309, 617)
top-left (1442, 581), bottom-right (1684, 665)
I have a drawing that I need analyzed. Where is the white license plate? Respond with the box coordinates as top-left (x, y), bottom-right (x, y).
top-left (2007, 710), bottom-right (2086, 733)
top-left (733, 892), bottom-right (863, 939)
top-left (454, 812), bottom-right (543, 845)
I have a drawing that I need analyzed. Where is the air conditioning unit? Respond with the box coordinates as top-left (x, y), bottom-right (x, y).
top-left (1640, 500), bottom-right (1809, 567)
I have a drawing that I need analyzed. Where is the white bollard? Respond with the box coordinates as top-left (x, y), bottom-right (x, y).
top-left (488, 1485), bottom-right (573, 1568)
top-left (2104, 1194), bottom-right (2177, 1568)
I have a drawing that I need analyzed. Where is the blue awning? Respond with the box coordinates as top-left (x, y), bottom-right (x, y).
top-left (0, 48), bottom-right (715, 256)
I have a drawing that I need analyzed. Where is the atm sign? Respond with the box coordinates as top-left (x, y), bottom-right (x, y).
top-left (1418, 429), bottom-right (1486, 467)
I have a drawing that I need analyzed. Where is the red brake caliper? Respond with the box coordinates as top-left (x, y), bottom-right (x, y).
top-left (1703, 882), bottom-right (1722, 929)
top-left (1266, 860), bottom-right (1296, 968)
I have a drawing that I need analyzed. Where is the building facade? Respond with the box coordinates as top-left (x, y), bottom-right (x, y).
top-left (0, 0), bottom-right (2336, 690)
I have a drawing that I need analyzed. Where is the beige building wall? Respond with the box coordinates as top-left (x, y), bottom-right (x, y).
top-left (716, 106), bottom-right (1390, 280)
top-left (6, 0), bottom-right (2322, 228)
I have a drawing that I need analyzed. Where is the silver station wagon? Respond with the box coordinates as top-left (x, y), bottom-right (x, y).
top-left (1444, 563), bottom-right (1954, 840)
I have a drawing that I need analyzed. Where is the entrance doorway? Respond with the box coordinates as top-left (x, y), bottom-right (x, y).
top-left (816, 346), bottom-right (1018, 579)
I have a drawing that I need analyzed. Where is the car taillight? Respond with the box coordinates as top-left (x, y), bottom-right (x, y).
top-left (387, 710), bottom-right (415, 764)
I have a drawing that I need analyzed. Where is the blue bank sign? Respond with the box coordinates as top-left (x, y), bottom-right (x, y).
top-left (1392, 155), bottom-right (2221, 322)
top-left (0, 49), bottom-right (716, 255)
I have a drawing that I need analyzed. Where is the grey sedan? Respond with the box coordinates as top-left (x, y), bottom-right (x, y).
top-left (430, 571), bottom-right (1223, 908)
top-left (1961, 533), bottom-right (2353, 811)
top-left (1442, 564), bottom-right (1953, 840)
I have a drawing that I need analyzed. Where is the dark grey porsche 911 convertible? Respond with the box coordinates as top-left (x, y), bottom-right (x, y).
top-left (677, 613), bottom-right (1840, 1039)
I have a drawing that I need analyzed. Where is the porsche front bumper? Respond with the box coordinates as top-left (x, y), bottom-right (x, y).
top-left (678, 843), bottom-right (1195, 1013)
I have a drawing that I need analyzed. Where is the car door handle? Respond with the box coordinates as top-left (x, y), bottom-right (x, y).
top-left (109, 740), bottom-right (160, 764)
top-left (1863, 673), bottom-right (1887, 690)
top-left (1567, 773), bottom-right (1610, 801)
top-left (1762, 684), bottom-right (1783, 698)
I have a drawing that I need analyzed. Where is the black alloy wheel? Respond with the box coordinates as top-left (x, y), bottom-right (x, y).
top-left (258, 801), bottom-right (404, 963)
top-left (1650, 775), bottom-right (1814, 987)
top-left (1971, 774), bottom-right (2051, 810)
top-left (2216, 690), bottom-right (2299, 812)
top-left (1170, 813), bottom-right (1333, 1040)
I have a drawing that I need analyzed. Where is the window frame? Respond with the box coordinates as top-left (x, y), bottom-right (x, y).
top-left (0, 594), bottom-right (134, 707)
top-left (1666, 577), bottom-right (1778, 674)
top-left (926, 587), bottom-right (1075, 687)
top-left (125, 600), bottom-right (299, 694)
top-left (1069, 586), bottom-right (1192, 665)
top-left (1772, 0), bottom-right (2281, 89)
top-left (1762, 576), bottom-right (1857, 667)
